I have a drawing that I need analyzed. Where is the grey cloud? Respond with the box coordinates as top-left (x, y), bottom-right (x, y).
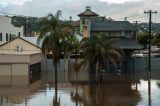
top-left (0, 0), bottom-right (160, 22)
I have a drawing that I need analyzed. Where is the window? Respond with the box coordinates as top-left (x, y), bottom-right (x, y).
top-left (82, 18), bottom-right (85, 25)
top-left (18, 32), bottom-right (20, 36)
top-left (0, 33), bottom-right (2, 41)
top-left (107, 31), bottom-right (125, 37)
top-left (120, 32), bottom-right (125, 37)
top-left (9, 34), bottom-right (12, 41)
top-left (6, 33), bottom-right (8, 41)
top-left (125, 31), bottom-right (132, 38)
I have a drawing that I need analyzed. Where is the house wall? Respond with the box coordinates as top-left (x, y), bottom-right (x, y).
top-left (12, 64), bottom-right (28, 75)
top-left (0, 64), bottom-right (11, 75)
top-left (0, 54), bottom-right (30, 63)
top-left (30, 54), bottom-right (42, 64)
top-left (80, 17), bottom-right (88, 35)
top-left (0, 16), bottom-right (23, 44)
top-left (80, 17), bottom-right (97, 37)
top-left (12, 64), bottom-right (29, 87)
top-left (0, 53), bottom-right (41, 86)
top-left (0, 36), bottom-right (41, 86)
top-left (0, 64), bottom-right (29, 87)
top-left (83, 26), bottom-right (88, 37)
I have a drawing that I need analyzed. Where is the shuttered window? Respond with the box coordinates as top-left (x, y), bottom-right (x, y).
top-left (6, 33), bottom-right (8, 41)
top-left (0, 33), bottom-right (2, 41)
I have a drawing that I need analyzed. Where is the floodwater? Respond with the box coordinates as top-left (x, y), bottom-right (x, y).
top-left (0, 71), bottom-right (160, 106)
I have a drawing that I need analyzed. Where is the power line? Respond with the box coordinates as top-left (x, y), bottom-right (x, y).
top-left (116, 14), bottom-right (144, 20)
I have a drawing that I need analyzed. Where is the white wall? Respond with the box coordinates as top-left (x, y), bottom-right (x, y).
top-left (0, 16), bottom-right (23, 44)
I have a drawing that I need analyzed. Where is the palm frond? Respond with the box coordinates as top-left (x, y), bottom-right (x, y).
top-left (55, 10), bottom-right (62, 19)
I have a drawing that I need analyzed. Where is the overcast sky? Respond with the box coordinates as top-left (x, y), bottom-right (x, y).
top-left (0, 0), bottom-right (159, 22)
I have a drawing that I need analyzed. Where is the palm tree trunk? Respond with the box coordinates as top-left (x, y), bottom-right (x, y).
top-left (53, 59), bottom-right (58, 105)
top-left (99, 62), bottom-right (102, 83)
top-left (76, 71), bottom-right (78, 95)
top-left (75, 56), bottom-right (79, 106)
top-left (97, 60), bottom-right (102, 83)
top-left (75, 57), bottom-right (78, 95)
top-left (75, 71), bottom-right (78, 106)
top-left (96, 62), bottom-right (99, 82)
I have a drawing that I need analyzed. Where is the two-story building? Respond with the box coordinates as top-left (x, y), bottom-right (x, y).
top-left (0, 16), bottom-right (23, 45)
top-left (89, 20), bottom-right (143, 72)
top-left (72, 6), bottom-right (143, 73)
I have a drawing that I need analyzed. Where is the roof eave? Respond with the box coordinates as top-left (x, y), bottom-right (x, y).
top-left (77, 11), bottom-right (99, 17)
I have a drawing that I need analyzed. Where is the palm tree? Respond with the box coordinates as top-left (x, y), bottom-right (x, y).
top-left (81, 33), bottom-right (123, 82)
top-left (70, 36), bottom-right (80, 94)
top-left (37, 10), bottom-right (71, 105)
top-left (65, 35), bottom-right (85, 97)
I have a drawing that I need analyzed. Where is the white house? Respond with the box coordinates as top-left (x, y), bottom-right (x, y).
top-left (0, 37), bottom-right (41, 87)
top-left (0, 16), bottom-right (23, 44)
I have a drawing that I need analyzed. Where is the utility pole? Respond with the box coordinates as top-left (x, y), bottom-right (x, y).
top-left (144, 10), bottom-right (157, 73)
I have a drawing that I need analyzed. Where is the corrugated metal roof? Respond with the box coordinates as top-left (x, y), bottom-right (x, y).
top-left (22, 37), bottom-right (42, 48)
top-left (112, 39), bottom-right (143, 50)
top-left (91, 21), bottom-right (137, 31)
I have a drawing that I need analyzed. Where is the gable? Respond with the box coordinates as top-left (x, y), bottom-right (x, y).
top-left (0, 37), bottom-right (41, 52)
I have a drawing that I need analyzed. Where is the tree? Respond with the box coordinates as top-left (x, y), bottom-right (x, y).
top-left (69, 36), bottom-right (81, 94)
top-left (152, 33), bottom-right (160, 46)
top-left (37, 10), bottom-right (71, 105)
top-left (81, 33), bottom-right (123, 82)
top-left (137, 33), bottom-right (148, 48)
top-left (65, 34), bottom-right (87, 102)
top-left (12, 16), bottom-right (40, 35)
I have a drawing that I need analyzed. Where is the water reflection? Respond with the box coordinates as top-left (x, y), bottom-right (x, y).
top-left (0, 70), bottom-right (160, 106)
top-left (148, 72), bottom-right (151, 106)
top-left (89, 83), bottom-right (140, 106)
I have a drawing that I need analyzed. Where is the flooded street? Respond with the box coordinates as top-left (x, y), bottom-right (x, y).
top-left (0, 71), bottom-right (160, 106)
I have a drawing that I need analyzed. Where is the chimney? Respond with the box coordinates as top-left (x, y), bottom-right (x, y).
top-left (86, 6), bottom-right (91, 11)
top-left (124, 17), bottom-right (128, 21)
